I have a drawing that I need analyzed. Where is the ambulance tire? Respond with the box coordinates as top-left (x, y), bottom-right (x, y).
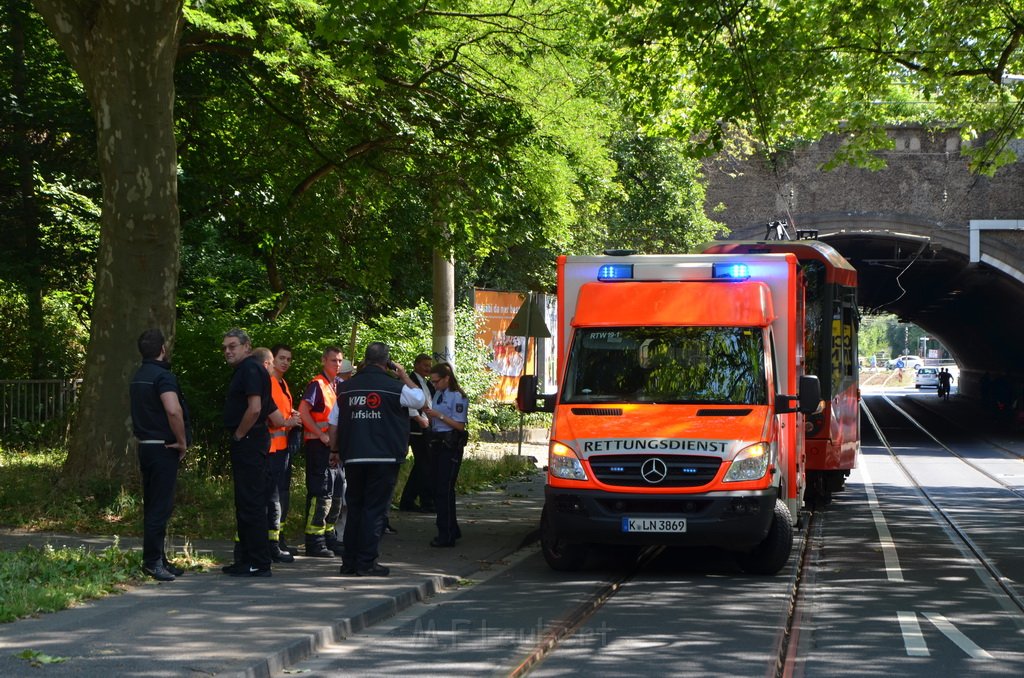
top-left (540, 507), bottom-right (587, 571)
top-left (736, 499), bottom-right (793, 576)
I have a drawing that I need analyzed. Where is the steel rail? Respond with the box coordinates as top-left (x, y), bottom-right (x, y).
top-left (501, 545), bottom-right (665, 678)
top-left (861, 397), bottom-right (1024, 617)
top-left (883, 395), bottom-right (1024, 501)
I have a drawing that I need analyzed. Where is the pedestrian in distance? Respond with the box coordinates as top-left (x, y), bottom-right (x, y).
top-left (221, 331), bottom-right (287, 578)
top-left (937, 367), bottom-right (954, 400)
top-left (129, 328), bottom-right (191, 582)
top-left (399, 353), bottom-right (437, 514)
top-left (298, 346), bottom-right (346, 557)
top-left (426, 362), bottom-right (469, 548)
top-left (333, 342), bottom-right (425, 576)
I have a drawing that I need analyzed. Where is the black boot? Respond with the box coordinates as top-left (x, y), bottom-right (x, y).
top-left (270, 542), bottom-right (295, 563)
top-left (324, 528), bottom-right (345, 557)
top-left (305, 536), bottom-right (333, 558)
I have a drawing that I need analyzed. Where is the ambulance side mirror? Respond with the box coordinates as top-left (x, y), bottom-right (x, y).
top-left (516, 375), bottom-right (555, 413)
top-left (776, 375), bottom-right (823, 415)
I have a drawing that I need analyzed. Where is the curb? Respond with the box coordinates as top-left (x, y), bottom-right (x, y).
top-left (232, 573), bottom-right (459, 678)
top-left (232, 527), bottom-right (544, 677)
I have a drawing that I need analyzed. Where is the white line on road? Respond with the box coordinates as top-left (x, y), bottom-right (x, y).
top-left (859, 460), bottom-right (905, 582)
top-left (898, 611), bottom-right (929, 657)
top-left (898, 611), bottom-right (995, 659)
top-left (923, 612), bottom-right (994, 659)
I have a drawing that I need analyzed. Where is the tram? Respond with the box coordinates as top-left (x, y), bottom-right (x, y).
top-left (703, 238), bottom-right (860, 506)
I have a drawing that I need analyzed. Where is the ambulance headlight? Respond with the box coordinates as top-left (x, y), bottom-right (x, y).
top-left (723, 443), bottom-right (771, 482)
top-left (549, 441), bottom-right (588, 481)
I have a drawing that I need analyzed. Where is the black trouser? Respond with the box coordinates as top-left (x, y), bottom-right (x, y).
top-left (230, 432), bottom-right (272, 568)
top-left (342, 463), bottom-right (400, 570)
top-left (138, 442), bottom-right (180, 567)
top-left (266, 449), bottom-right (290, 541)
top-left (399, 431), bottom-right (434, 510)
top-left (304, 439), bottom-right (344, 543)
top-left (431, 437), bottom-right (464, 543)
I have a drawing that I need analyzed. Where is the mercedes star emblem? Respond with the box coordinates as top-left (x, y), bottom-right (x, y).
top-left (640, 457), bottom-right (668, 484)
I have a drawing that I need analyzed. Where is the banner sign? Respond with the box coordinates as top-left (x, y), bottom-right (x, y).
top-left (474, 290), bottom-right (528, 402)
top-left (474, 290), bottom-right (558, 403)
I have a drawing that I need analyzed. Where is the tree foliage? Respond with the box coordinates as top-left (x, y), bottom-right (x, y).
top-left (0, 2), bottom-right (98, 377)
top-left (600, 0), bottom-right (1024, 174)
top-left (3, 0), bottom-right (750, 485)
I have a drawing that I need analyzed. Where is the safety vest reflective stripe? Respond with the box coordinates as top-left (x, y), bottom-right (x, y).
top-left (304, 374), bottom-right (338, 440)
top-left (304, 416), bottom-right (332, 440)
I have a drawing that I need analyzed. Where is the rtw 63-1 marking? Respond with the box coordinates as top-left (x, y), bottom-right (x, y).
top-left (621, 517), bottom-right (687, 533)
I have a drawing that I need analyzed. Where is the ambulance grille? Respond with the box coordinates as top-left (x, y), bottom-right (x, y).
top-left (589, 455), bottom-right (721, 487)
top-left (571, 407), bottom-right (623, 416)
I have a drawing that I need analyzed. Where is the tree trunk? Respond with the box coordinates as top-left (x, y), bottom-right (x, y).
top-left (33, 0), bottom-right (183, 487)
top-left (432, 248), bottom-right (456, 366)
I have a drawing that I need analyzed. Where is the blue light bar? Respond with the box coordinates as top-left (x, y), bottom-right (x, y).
top-left (712, 263), bottom-right (750, 279)
top-left (598, 264), bottom-right (634, 281)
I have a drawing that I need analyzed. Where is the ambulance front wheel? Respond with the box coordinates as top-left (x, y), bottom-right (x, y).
top-left (540, 507), bottom-right (587, 571)
top-left (736, 499), bottom-right (794, 575)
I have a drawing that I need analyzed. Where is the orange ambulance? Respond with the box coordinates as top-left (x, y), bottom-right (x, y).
top-left (518, 251), bottom-right (822, 574)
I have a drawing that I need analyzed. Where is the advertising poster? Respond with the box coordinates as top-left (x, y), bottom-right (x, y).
top-left (474, 289), bottom-right (558, 403)
top-left (474, 290), bottom-right (529, 403)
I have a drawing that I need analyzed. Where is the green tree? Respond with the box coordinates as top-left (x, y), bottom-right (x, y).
top-left (32, 0), bottom-right (183, 486)
top-left (176, 0), bottom-right (619, 330)
top-left (599, 130), bottom-right (726, 253)
top-left (0, 2), bottom-right (98, 378)
top-left (858, 313), bottom-right (893, 363)
top-left (599, 0), bottom-right (1024, 174)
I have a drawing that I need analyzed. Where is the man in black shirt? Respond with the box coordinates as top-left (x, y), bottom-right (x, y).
top-left (129, 328), bottom-right (190, 582)
top-left (221, 328), bottom-right (283, 577)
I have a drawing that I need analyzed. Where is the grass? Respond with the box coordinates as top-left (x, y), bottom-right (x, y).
top-left (0, 444), bottom-right (538, 540)
top-left (0, 540), bottom-right (142, 623)
top-left (0, 441), bottom-right (538, 623)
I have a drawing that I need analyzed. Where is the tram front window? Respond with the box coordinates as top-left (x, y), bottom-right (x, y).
top-left (562, 327), bottom-right (768, 405)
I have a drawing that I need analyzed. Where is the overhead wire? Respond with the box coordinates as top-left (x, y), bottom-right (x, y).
top-left (866, 239), bottom-right (930, 314)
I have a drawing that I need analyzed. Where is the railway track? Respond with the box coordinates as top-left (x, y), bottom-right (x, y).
top-left (860, 395), bottom-right (1024, 618)
top-left (501, 528), bottom-right (814, 677)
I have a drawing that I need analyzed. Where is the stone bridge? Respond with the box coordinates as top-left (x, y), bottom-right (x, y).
top-left (703, 126), bottom-right (1024, 398)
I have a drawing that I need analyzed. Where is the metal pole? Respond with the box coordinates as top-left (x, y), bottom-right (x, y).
top-left (517, 291), bottom-right (533, 457)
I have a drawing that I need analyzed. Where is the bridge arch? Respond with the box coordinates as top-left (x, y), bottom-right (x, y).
top-left (703, 128), bottom-right (1024, 398)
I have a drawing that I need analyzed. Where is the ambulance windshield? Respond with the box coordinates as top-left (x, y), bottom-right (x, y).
top-left (562, 327), bottom-right (768, 405)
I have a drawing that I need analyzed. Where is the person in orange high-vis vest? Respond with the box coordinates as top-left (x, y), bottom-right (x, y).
top-left (267, 344), bottom-right (301, 562)
top-left (298, 346), bottom-right (345, 557)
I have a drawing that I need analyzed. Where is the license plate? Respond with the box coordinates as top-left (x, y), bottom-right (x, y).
top-left (621, 517), bottom-right (687, 533)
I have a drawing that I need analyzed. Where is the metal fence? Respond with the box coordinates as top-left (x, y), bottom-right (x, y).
top-left (0, 379), bottom-right (82, 435)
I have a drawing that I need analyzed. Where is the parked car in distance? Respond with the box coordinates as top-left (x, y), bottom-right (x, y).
top-left (886, 355), bottom-right (924, 370)
top-left (915, 367), bottom-right (939, 388)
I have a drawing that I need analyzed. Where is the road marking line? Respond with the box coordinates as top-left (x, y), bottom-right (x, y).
top-left (923, 612), bottom-right (994, 659)
top-left (898, 611), bottom-right (929, 656)
top-left (859, 460), bottom-right (905, 582)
